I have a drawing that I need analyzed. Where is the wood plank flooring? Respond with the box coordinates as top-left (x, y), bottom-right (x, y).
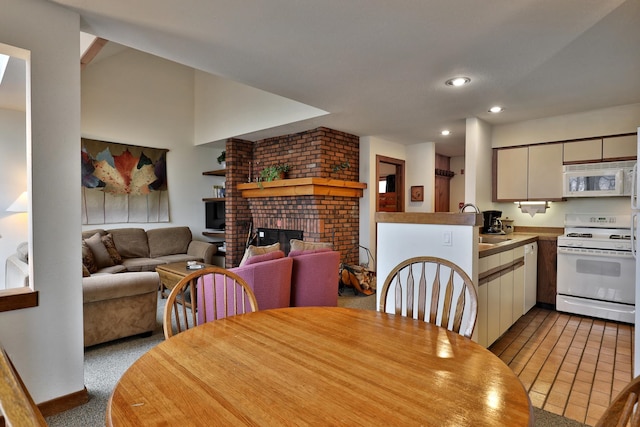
top-left (489, 307), bottom-right (634, 426)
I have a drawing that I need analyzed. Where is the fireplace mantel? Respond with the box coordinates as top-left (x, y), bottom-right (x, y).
top-left (237, 178), bottom-right (366, 198)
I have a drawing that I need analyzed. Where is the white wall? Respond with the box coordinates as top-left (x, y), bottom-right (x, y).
top-left (81, 47), bottom-right (220, 238)
top-left (449, 156), bottom-right (465, 212)
top-left (0, 0), bottom-right (84, 404)
top-left (406, 143), bottom-right (435, 212)
top-left (359, 136), bottom-right (406, 267)
top-left (493, 103), bottom-right (640, 148)
top-left (193, 70), bottom-right (328, 144)
top-left (0, 108), bottom-right (27, 288)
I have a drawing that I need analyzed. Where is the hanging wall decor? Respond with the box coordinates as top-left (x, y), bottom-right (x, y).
top-left (81, 138), bottom-right (169, 224)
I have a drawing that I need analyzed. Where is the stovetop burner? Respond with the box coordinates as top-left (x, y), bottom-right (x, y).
top-left (566, 233), bottom-right (592, 238)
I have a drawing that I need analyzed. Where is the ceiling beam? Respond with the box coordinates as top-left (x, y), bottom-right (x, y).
top-left (80, 37), bottom-right (108, 70)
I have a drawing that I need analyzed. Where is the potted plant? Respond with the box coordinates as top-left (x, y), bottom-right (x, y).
top-left (217, 151), bottom-right (226, 168)
top-left (259, 164), bottom-right (291, 181)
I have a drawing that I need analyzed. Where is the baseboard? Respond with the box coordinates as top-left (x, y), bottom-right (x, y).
top-left (39, 386), bottom-right (89, 417)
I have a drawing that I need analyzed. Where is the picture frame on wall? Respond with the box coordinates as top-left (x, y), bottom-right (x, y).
top-left (410, 185), bottom-right (424, 202)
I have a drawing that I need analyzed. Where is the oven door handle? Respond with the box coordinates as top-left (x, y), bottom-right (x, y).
top-left (632, 213), bottom-right (637, 259)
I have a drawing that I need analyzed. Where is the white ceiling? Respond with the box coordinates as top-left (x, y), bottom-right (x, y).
top-left (7, 1), bottom-right (640, 156)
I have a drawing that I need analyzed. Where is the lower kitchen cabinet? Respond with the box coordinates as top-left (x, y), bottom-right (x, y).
top-left (477, 244), bottom-right (529, 348)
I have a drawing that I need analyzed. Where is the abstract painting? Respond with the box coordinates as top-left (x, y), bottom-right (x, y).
top-left (81, 138), bottom-right (169, 224)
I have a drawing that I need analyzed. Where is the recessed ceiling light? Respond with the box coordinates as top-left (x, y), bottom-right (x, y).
top-left (445, 76), bottom-right (471, 87)
top-left (489, 106), bottom-right (504, 113)
top-left (441, 130), bottom-right (451, 136)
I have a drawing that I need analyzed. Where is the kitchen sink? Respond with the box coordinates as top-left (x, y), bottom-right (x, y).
top-left (479, 236), bottom-right (512, 245)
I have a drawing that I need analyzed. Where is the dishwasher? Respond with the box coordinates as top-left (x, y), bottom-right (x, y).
top-left (524, 242), bottom-right (538, 313)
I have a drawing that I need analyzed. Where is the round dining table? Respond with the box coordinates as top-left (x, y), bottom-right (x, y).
top-left (107, 307), bottom-right (533, 426)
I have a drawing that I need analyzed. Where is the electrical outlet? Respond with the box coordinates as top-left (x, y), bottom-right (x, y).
top-left (443, 231), bottom-right (452, 246)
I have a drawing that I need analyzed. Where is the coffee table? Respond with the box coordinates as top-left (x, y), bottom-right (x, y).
top-left (156, 261), bottom-right (212, 306)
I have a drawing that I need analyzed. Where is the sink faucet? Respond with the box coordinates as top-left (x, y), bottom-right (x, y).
top-left (459, 203), bottom-right (480, 213)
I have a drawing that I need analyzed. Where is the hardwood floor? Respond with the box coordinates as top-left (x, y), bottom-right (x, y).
top-left (489, 307), bottom-right (634, 426)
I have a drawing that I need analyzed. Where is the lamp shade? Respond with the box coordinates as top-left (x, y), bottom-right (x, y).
top-left (7, 191), bottom-right (28, 212)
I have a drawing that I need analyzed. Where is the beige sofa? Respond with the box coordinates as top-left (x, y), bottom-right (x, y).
top-left (78, 226), bottom-right (216, 346)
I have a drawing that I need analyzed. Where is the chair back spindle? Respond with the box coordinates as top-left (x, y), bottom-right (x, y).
top-left (380, 256), bottom-right (478, 338)
top-left (163, 267), bottom-right (258, 339)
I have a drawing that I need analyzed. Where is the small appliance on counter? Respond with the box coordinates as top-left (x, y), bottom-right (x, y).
top-left (482, 210), bottom-right (504, 234)
top-left (500, 217), bottom-right (514, 234)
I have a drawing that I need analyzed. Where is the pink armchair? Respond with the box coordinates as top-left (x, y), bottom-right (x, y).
top-left (231, 251), bottom-right (293, 310)
top-left (289, 249), bottom-right (340, 307)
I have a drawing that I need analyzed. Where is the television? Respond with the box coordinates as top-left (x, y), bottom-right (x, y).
top-left (205, 201), bottom-right (225, 230)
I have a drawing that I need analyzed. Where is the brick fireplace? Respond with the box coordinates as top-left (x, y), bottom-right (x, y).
top-left (223, 127), bottom-right (363, 267)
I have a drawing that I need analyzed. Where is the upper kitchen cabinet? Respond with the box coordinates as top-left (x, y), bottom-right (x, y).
top-left (495, 147), bottom-right (528, 201)
top-left (494, 143), bottom-right (563, 202)
top-left (563, 138), bottom-right (602, 163)
top-left (528, 144), bottom-right (563, 200)
top-left (602, 134), bottom-right (637, 160)
top-left (563, 133), bottom-right (637, 164)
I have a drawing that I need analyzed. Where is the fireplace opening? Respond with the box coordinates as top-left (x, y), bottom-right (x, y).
top-left (256, 228), bottom-right (303, 255)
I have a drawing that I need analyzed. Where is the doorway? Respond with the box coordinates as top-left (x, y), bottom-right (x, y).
top-left (376, 155), bottom-right (405, 212)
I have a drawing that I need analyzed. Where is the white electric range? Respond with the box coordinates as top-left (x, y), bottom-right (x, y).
top-left (556, 214), bottom-right (635, 324)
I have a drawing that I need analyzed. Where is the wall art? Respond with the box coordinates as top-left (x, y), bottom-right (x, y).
top-left (81, 138), bottom-right (169, 224)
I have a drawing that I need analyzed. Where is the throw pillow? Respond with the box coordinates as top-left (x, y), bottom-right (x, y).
top-left (239, 242), bottom-right (280, 267)
top-left (289, 239), bottom-right (333, 252)
top-left (101, 233), bottom-right (123, 265)
top-left (288, 247), bottom-right (332, 258)
top-left (84, 232), bottom-right (115, 269)
top-left (82, 241), bottom-right (98, 274)
top-left (82, 264), bottom-right (91, 277)
top-left (243, 250), bottom-right (285, 266)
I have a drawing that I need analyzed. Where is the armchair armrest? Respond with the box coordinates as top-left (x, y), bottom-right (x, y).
top-left (187, 241), bottom-right (217, 264)
top-left (5, 255), bottom-right (29, 289)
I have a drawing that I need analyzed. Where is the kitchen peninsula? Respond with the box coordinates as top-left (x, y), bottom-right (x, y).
top-left (376, 212), bottom-right (561, 347)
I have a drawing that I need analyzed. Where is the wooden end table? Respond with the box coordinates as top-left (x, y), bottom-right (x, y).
top-left (156, 262), bottom-right (212, 307)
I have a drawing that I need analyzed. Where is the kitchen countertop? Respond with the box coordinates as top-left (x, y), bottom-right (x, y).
top-left (478, 231), bottom-right (560, 257)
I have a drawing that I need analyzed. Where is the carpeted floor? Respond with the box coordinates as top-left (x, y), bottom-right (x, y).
top-left (45, 293), bottom-right (587, 426)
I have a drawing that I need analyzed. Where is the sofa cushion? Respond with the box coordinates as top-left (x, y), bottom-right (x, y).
top-left (244, 250), bottom-right (284, 266)
top-left (82, 229), bottom-right (106, 240)
top-left (290, 239), bottom-right (333, 252)
top-left (83, 272), bottom-right (160, 303)
top-left (147, 227), bottom-right (192, 258)
top-left (95, 265), bottom-right (128, 274)
top-left (82, 241), bottom-right (98, 274)
top-left (239, 242), bottom-right (280, 267)
top-left (121, 258), bottom-right (167, 272)
top-left (102, 233), bottom-right (123, 265)
top-left (82, 264), bottom-right (91, 277)
top-left (85, 232), bottom-right (115, 269)
top-left (108, 228), bottom-right (150, 258)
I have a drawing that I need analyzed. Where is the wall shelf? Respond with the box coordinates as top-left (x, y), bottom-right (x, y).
top-left (237, 178), bottom-right (367, 198)
top-left (203, 169), bottom-right (226, 176)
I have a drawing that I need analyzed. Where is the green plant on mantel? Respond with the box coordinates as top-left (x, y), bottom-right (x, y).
top-left (332, 161), bottom-right (350, 173)
top-left (217, 151), bottom-right (226, 164)
top-left (259, 164), bottom-right (291, 182)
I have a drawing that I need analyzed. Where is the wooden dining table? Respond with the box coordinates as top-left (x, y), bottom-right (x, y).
top-left (107, 307), bottom-right (533, 426)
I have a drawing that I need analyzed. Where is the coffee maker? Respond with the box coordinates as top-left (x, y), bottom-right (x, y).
top-left (482, 210), bottom-right (504, 234)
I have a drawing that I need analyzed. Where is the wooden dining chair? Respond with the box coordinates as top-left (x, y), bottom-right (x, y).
top-left (595, 375), bottom-right (640, 427)
top-left (0, 345), bottom-right (48, 427)
top-left (379, 256), bottom-right (478, 338)
top-left (163, 267), bottom-right (258, 339)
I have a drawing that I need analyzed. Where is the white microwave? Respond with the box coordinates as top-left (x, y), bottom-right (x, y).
top-left (562, 161), bottom-right (635, 198)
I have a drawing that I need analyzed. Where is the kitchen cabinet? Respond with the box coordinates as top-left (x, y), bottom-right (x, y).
top-left (495, 147), bottom-right (528, 200)
top-left (494, 144), bottom-right (563, 201)
top-left (512, 246), bottom-right (525, 322)
top-left (477, 244), bottom-right (530, 348)
top-left (528, 143), bottom-right (563, 200)
top-left (536, 239), bottom-right (557, 307)
top-left (603, 134), bottom-right (637, 160)
top-left (563, 139), bottom-right (602, 163)
top-left (563, 134), bottom-right (637, 163)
